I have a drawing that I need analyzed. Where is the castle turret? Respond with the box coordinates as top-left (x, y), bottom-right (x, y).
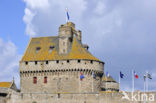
top-left (58, 22), bottom-right (75, 54)
top-left (77, 30), bottom-right (82, 41)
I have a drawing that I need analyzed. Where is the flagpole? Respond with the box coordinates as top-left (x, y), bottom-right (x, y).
top-left (92, 72), bottom-right (94, 92)
top-left (144, 75), bottom-right (146, 103)
top-left (132, 70), bottom-right (134, 95)
top-left (65, 9), bottom-right (67, 23)
top-left (119, 72), bottom-right (120, 91)
top-left (106, 72), bottom-right (108, 91)
top-left (79, 72), bottom-right (80, 93)
top-left (65, 8), bottom-right (68, 23)
top-left (146, 71), bottom-right (148, 92)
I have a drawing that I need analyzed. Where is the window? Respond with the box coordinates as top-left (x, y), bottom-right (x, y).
top-left (35, 61), bottom-right (37, 65)
top-left (58, 93), bottom-right (60, 98)
top-left (49, 46), bottom-right (54, 53)
top-left (67, 60), bottom-right (70, 63)
top-left (90, 60), bottom-right (93, 64)
top-left (78, 60), bottom-right (81, 63)
top-left (36, 47), bottom-right (41, 53)
top-left (46, 61), bottom-right (48, 64)
top-left (33, 77), bottom-right (37, 84)
top-left (63, 42), bottom-right (65, 46)
top-left (63, 49), bottom-right (65, 53)
top-left (56, 60), bottom-right (59, 63)
top-left (25, 61), bottom-right (28, 65)
top-left (44, 77), bottom-right (47, 83)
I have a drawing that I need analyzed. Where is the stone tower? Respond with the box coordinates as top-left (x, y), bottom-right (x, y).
top-left (58, 22), bottom-right (74, 54)
top-left (19, 22), bottom-right (104, 93)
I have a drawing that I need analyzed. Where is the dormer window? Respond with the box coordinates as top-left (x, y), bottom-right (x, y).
top-left (36, 47), bottom-right (41, 53)
top-left (49, 46), bottom-right (54, 53)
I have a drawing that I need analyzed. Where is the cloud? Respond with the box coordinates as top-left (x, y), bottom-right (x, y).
top-left (23, 0), bottom-right (156, 91)
top-left (23, 0), bottom-right (86, 37)
top-left (0, 38), bottom-right (20, 88)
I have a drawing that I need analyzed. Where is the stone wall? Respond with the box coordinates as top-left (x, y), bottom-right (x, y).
top-left (20, 60), bottom-right (104, 93)
top-left (6, 91), bottom-right (156, 103)
top-left (101, 82), bottom-right (119, 91)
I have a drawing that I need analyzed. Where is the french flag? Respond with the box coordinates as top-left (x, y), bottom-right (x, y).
top-left (134, 71), bottom-right (139, 79)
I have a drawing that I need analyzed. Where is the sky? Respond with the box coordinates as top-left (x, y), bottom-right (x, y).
top-left (0, 0), bottom-right (156, 91)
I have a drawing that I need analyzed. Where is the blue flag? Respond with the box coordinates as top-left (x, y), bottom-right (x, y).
top-left (66, 8), bottom-right (70, 21)
top-left (120, 71), bottom-right (124, 78)
top-left (80, 72), bottom-right (85, 80)
top-left (67, 12), bottom-right (70, 20)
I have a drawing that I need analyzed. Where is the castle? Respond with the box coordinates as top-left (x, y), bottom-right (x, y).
top-left (0, 22), bottom-right (155, 103)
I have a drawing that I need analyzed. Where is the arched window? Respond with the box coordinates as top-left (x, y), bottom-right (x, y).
top-left (33, 77), bottom-right (37, 84)
top-left (44, 77), bottom-right (47, 83)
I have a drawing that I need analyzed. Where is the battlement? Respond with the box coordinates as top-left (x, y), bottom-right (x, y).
top-left (20, 59), bottom-right (104, 93)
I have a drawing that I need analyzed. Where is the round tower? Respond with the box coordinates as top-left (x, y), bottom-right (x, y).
top-left (20, 22), bottom-right (104, 93)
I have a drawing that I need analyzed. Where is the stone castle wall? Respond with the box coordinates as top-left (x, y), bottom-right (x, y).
top-left (6, 91), bottom-right (156, 103)
top-left (101, 82), bottom-right (119, 91)
top-left (20, 60), bottom-right (104, 93)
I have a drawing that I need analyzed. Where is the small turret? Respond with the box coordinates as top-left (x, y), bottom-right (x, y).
top-left (77, 30), bottom-right (82, 41)
top-left (58, 22), bottom-right (75, 54)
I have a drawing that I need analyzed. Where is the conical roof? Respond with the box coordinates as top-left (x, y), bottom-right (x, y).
top-left (102, 75), bottom-right (117, 83)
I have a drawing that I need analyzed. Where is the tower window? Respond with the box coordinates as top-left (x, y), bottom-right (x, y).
top-left (58, 93), bottom-right (60, 98)
top-left (33, 77), bottom-right (37, 84)
top-left (78, 60), bottom-right (81, 63)
top-left (63, 49), bottom-right (65, 53)
top-left (56, 60), bottom-right (59, 63)
top-left (44, 77), bottom-right (47, 83)
top-left (46, 61), bottom-right (48, 64)
top-left (63, 42), bottom-right (65, 46)
top-left (35, 61), bottom-right (37, 65)
top-left (25, 61), bottom-right (28, 65)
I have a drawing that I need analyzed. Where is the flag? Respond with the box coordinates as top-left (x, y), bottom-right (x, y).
top-left (92, 72), bottom-right (96, 79)
top-left (80, 72), bottom-right (85, 80)
top-left (147, 73), bottom-right (152, 79)
top-left (106, 72), bottom-right (110, 77)
top-left (66, 8), bottom-right (70, 21)
top-left (144, 75), bottom-right (146, 81)
top-left (120, 71), bottom-right (124, 78)
top-left (134, 71), bottom-right (139, 79)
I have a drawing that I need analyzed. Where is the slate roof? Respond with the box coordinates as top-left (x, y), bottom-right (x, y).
top-left (21, 37), bottom-right (102, 62)
top-left (0, 82), bottom-right (12, 88)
